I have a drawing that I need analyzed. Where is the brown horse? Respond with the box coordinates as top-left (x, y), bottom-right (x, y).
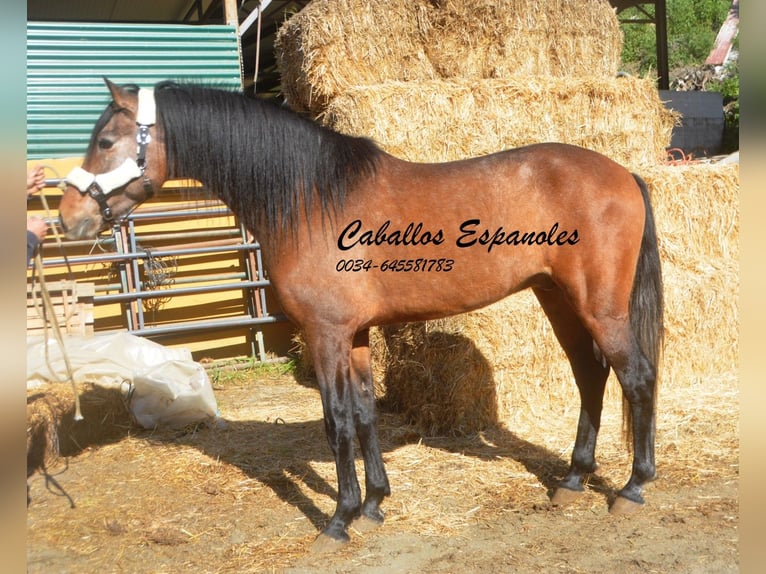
top-left (59, 80), bottom-right (663, 546)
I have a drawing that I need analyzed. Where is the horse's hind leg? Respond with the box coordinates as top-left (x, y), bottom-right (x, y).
top-left (571, 308), bottom-right (658, 513)
top-left (596, 324), bottom-right (658, 513)
top-left (533, 286), bottom-right (611, 504)
top-left (349, 329), bottom-right (391, 528)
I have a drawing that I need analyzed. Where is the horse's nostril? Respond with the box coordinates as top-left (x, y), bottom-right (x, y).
top-left (59, 215), bottom-right (97, 240)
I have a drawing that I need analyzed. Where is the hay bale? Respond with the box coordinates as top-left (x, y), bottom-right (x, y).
top-left (371, 164), bottom-right (738, 435)
top-left (423, 0), bottom-right (622, 80)
top-left (644, 163), bottom-right (739, 383)
top-left (27, 383), bottom-right (133, 474)
top-left (322, 76), bottom-right (676, 169)
top-left (370, 294), bottom-right (576, 437)
top-left (276, 0), bottom-right (435, 114)
top-left (276, 0), bottom-right (623, 114)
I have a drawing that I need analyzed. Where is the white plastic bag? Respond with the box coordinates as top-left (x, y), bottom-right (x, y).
top-left (131, 360), bottom-right (218, 428)
top-left (27, 332), bottom-right (219, 429)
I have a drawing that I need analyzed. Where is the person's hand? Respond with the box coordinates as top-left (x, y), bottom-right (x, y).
top-left (27, 216), bottom-right (48, 242)
top-left (27, 165), bottom-right (45, 196)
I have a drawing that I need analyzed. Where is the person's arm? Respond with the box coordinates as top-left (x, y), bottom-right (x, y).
top-left (26, 217), bottom-right (47, 266)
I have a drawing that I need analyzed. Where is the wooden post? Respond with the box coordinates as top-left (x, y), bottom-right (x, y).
top-left (222, 0), bottom-right (244, 89)
top-left (223, 0), bottom-right (239, 29)
top-left (655, 0), bottom-right (669, 90)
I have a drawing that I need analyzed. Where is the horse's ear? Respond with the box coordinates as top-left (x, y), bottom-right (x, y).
top-left (104, 77), bottom-right (118, 96)
top-left (103, 77), bottom-right (137, 116)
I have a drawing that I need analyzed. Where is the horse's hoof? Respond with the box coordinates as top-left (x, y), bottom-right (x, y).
top-left (609, 495), bottom-right (644, 515)
top-left (551, 487), bottom-right (582, 506)
top-left (311, 533), bottom-right (347, 554)
top-left (351, 515), bottom-right (383, 533)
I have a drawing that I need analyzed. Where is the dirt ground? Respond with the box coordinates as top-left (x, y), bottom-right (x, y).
top-left (27, 368), bottom-right (738, 573)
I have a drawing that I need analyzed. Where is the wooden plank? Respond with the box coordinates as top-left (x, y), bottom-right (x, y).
top-left (27, 280), bottom-right (95, 337)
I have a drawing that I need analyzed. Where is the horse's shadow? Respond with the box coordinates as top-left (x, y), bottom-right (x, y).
top-left (152, 419), bottom-right (590, 534)
top-left (28, 332), bottom-right (618, 529)
top-left (183, 418), bottom-right (339, 531)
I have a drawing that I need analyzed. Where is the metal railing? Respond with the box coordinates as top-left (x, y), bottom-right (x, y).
top-left (34, 193), bottom-right (288, 361)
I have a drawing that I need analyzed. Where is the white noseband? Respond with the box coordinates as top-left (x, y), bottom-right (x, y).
top-left (66, 158), bottom-right (143, 196)
top-left (64, 88), bottom-right (157, 220)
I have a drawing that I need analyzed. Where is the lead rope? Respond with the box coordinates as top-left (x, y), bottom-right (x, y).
top-left (41, 165), bottom-right (75, 278)
top-left (29, 166), bottom-right (84, 421)
top-left (33, 251), bottom-right (83, 421)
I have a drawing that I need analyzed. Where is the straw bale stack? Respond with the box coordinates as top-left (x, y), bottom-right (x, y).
top-left (276, 0), bottom-right (435, 114)
top-left (423, 0), bottom-right (622, 80)
top-left (323, 76), bottom-right (675, 168)
top-left (643, 163), bottom-right (739, 383)
top-left (371, 164), bottom-right (739, 435)
top-left (276, 0), bottom-right (623, 114)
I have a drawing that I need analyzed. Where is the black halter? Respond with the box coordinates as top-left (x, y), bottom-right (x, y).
top-left (134, 123), bottom-right (156, 200)
top-left (70, 95), bottom-right (156, 222)
top-left (84, 180), bottom-right (116, 222)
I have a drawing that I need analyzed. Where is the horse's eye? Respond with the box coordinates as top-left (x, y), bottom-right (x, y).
top-left (98, 138), bottom-right (114, 150)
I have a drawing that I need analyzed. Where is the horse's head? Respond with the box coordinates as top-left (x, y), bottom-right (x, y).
top-left (59, 79), bottom-right (167, 239)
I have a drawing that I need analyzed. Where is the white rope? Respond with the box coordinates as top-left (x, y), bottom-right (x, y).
top-left (30, 166), bottom-right (83, 420)
top-left (32, 252), bottom-right (83, 421)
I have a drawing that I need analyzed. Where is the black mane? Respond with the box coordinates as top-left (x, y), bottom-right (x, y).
top-left (153, 81), bottom-right (383, 236)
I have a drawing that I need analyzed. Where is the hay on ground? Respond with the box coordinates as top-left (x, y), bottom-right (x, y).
top-left (27, 383), bottom-right (133, 474)
top-left (276, 0), bottom-right (623, 114)
top-left (26, 372), bottom-right (738, 572)
top-left (322, 76), bottom-right (676, 169)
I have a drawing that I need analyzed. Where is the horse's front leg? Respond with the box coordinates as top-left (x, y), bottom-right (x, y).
top-left (350, 329), bottom-right (390, 527)
top-left (306, 327), bottom-right (363, 545)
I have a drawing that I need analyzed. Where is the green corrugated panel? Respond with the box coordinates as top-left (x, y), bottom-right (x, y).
top-left (27, 22), bottom-right (242, 159)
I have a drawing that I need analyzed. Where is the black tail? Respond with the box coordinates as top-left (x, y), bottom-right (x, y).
top-left (624, 174), bottom-right (664, 443)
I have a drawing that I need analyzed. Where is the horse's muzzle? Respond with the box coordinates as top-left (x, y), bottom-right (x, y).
top-left (58, 212), bottom-right (101, 241)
